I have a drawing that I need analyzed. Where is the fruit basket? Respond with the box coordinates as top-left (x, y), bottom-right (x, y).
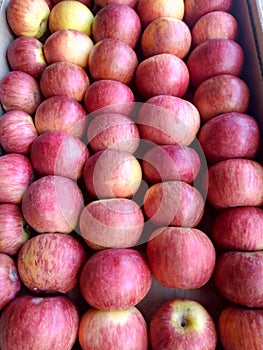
top-left (0, 0), bottom-right (263, 349)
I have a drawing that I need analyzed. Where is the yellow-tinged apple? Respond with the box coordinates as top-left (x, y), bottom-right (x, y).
top-left (43, 29), bottom-right (94, 68)
top-left (49, 1), bottom-right (94, 36)
top-left (78, 307), bottom-right (148, 350)
top-left (7, 0), bottom-right (50, 38)
top-left (150, 299), bottom-right (217, 350)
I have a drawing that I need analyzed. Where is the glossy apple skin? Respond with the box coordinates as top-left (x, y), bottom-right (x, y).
top-left (191, 11), bottom-right (238, 47)
top-left (0, 153), bottom-right (34, 204)
top-left (187, 39), bottom-right (244, 87)
top-left (150, 299), bottom-right (217, 350)
top-left (6, 0), bottom-right (50, 38)
top-left (94, 0), bottom-right (138, 8)
top-left (0, 110), bottom-right (38, 154)
top-left (22, 175), bottom-right (84, 233)
top-left (83, 149), bottom-right (142, 199)
top-left (198, 112), bottom-right (260, 163)
top-left (214, 251), bottom-right (263, 307)
top-left (48, 1), bottom-right (94, 36)
top-left (147, 227), bottom-right (216, 289)
top-left (0, 204), bottom-right (29, 256)
top-left (7, 36), bottom-right (47, 78)
top-left (87, 113), bottom-right (140, 153)
top-left (141, 17), bottom-right (191, 59)
top-left (40, 62), bottom-right (90, 101)
top-left (143, 181), bottom-right (204, 227)
top-left (137, 0), bottom-right (185, 28)
top-left (80, 248), bottom-right (152, 310)
top-left (30, 130), bottom-right (89, 180)
top-left (212, 206), bottom-right (263, 251)
top-left (135, 54), bottom-right (189, 99)
top-left (84, 79), bottom-right (135, 115)
top-left (43, 29), bottom-right (94, 68)
top-left (0, 295), bottom-right (79, 350)
top-left (17, 233), bottom-right (86, 294)
top-left (89, 38), bottom-right (138, 85)
top-left (205, 159), bottom-right (263, 209)
top-left (34, 95), bottom-right (87, 138)
top-left (92, 4), bottom-right (142, 48)
top-left (218, 305), bottom-right (263, 350)
top-left (0, 253), bottom-right (21, 310)
top-left (78, 307), bottom-right (148, 350)
top-left (193, 74), bottom-right (250, 122)
top-left (138, 95), bottom-right (200, 146)
top-left (0, 71), bottom-right (42, 114)
top-left (79, 198), bottom-right (144, 249)
top-left (142, 145), bottom-right (201, 184)
top-left (184, 0), bottom-right (233, 28)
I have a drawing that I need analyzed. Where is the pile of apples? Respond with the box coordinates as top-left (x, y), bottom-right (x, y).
top-left (0, 0), bottom-right (263, 349)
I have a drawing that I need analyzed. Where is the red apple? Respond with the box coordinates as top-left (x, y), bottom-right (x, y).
top-left (88, 38), bottom-right (138, 85)
top-left (138, 95), bottom-right (200, 146)
top-left (43, 29), bottom-right (94, 68)
top-left (83, 149), bottom-right (142, 199)
top-left (218, 305), bottom-right (263, 350)
top-left (187, 39), bottom-right (244, 87)
top-left (80, 248), bottom-right (152, 310)
top-left (30, 130), bottom-right (89, 180)
top-left (135, 54), bottom-right (189, 99)
top-left (84, 79), bottom-right (135, 115)
top-left (0, 110), bottom-right (38, 154)
top-left (184, 0), bottom-right (233, 28)
top-left (214, 251), bottom-right (263, 308)
top-left (17, 233), bottom-right (86, 293)
top-left (6, 0), bottom-right (50, 38)
top-left (7, 36), bottom-right (47, 78)
top-left (0, 204), bottom-right (29, 256)
top-left (212, 206), bottom-right (263, 251)
top-left (141, 17), bottom-right (192, 59)
top-left (48, 0), bottom-right (94, 36)
top-left (94, 0), bottom-right (138, 8)
top-left (87, 113), bottom-right (140, 153)
top-left (191, 11), bottom-right (238, 47)
top-left (45, 0), bottom-right (52, 8)
top-left (150, 299), bottom-right (217, 350)
top-left (143, 181), bottom-right (205, 227)
top-left (21, 175), bottom-right (84, 233)
top-left (137, 0), bottom-right (185, 28)
top-left (92, 4), bottom-right (142, 48)
top-left (0, 153), bottom-right (34, 204)
top-left (0, 71), bottom-right (42, 114)
top-left (40, 62), bottom-right (90, 101)
top-left (0, 253), bottom-right (21, 310)
top-left (79, 307), bottom-right (148, 350)
top-left (146, 227), bottom-right (216, 289)
top-left (198, 112), bottom-right (260, 163)
top-left (0, 295), bottom-right (79, 350)
top-left (34, 95), bottom-right (88, 138)
top-left (205, 158), bottom-right (263, 209)
top-left (79, 198), bottom-right (144, 249)
top-left (193, 75), bottom-right (250, 122)
top-left (142, 145), bottom-right (201, 184)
